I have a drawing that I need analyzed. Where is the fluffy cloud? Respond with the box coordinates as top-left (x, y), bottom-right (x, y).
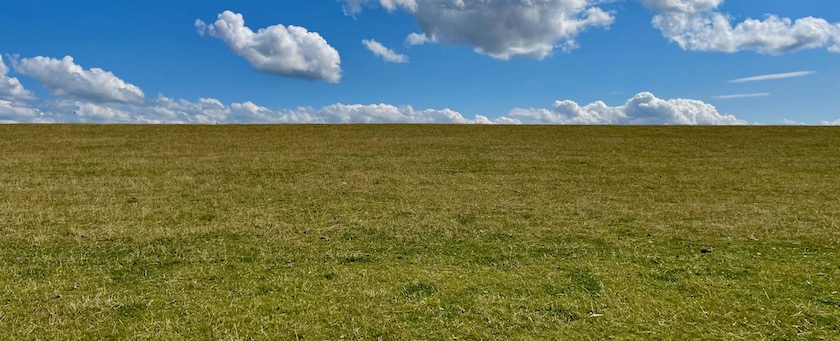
top-left (57, 101), bottom-right (133, 122)
top-left (0, 56), bottom-right (36, 101)
top-left (0, 100), bottom-right (41, 122)
top-left (12, 55), bottom-right (145, 103)
top-left (643, 0), bottom-right (840, 54)
top-left (147, 96), bottom-right (230, 124)
top-left (406, 32), bottom-right (432, 46)
top-left (230, 101), bottom-right (303, 123)
top-left (510, 92), bottom-right (746, 125)
top-left (196, 11), bottom-right (342, 83)
top-left (362, 39), bottom-right (409, 63)
top-left (345, 0), bottom-right (614, 60)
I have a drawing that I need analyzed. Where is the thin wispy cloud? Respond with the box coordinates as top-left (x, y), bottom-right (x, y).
top-left (782, 119), bottom-right (807, 126)
top-left (729, 71), bottom-right (815, 83)
top-left (713, 93), bottom-right (771, 99)
top-left (362, 39), bottom-right (409, 63)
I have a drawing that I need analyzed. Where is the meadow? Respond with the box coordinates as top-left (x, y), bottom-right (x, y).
top-left (0, 125), bottom-right (838, 339)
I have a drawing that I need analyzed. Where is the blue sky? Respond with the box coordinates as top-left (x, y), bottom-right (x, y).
top-left (1, 0), bottom-right (838, 124)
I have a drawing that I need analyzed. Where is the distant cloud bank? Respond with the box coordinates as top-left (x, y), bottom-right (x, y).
top-left (0, 56), bottom-right (755, 125)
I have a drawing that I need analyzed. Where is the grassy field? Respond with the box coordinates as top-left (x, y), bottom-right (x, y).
top-left (1, 125), bottom-right (838, 339)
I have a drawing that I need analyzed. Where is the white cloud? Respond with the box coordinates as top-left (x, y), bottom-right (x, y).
top-left (3, 93), bottom-right (752, 125)
top-left (510, 92), bottom-right (746, 125)
top-left (713, 92), bottom-right (770, 99)
top-left (641, 0), bottom-right (722, 14)
top-left (406, 32), bottom-right (433, 46)
top-left (643, 0), bottom-right (840, 54)
top-left (9, 95), bottom-right (509, 124)
top-left (229, 101), bottom-right (284, 123)
top-left (822, 118), bottom-right (840, 126)
top-left (0, 100), bottom-right (41, 122)
top-left (345, 0), bottom-right (614, 60)
top-left (362, 39), bottom-right (409, 63)
top-left (12, 55), bottom-right (145, 104)
top-left (729, 71), bottom-right (815, 83)
top-left (782, 119), bottom-right (807, 126)
top-left (344, 0), bottom-right (417, 13)
top-left (235, 103), bottom-right (501, 124)
top-left (0, 55), bottom-right (36, 101)
top-left (315, 103), bottom-right (493, 123)
top-left (144, 96), bottom-right (231, 124)
top-left (67, 101), bottom-right (132, 122)
top-left (510, 100), bottom-right (625, 124)
top-left (196, 11), bottom-right (342, 83)
top-left (32, 95), bottom-right (231, 124)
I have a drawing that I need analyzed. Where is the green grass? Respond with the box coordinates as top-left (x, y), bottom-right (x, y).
top-left (1, 125), bottom-right (839, 339)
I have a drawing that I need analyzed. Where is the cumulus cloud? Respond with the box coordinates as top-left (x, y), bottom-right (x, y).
top-left (643, 0), bottom-right (840, 54)
top-left (344, 0), bottom-right (614, 60)
top-left (0, 55), bottom-right (36, 101)
top-left (61, 101), bottom-right (133, 122)
top-left (406, 32), bottom-right (433, 46)
top-left (510, 92), bottom-right (746, 125)
top-left (12, 55), bottom-right (145, 103)
top-left (147, 96), bottom-right (230, 124)
top-left (196, 11), bottom-right (342, 83)
top-left (362, 39), bottom-right (409, 63)
top-left (229, 101), bottom-right (281, 123)
top-left (0, 100), bottom-right (41, 122)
